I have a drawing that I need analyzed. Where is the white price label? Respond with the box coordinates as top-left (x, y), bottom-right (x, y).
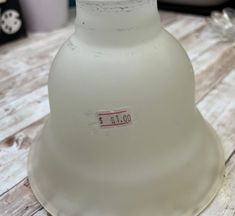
top-left (97, 109), bottom-right (132, 128)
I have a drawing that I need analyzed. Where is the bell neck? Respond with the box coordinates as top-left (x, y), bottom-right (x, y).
top-left (74, 0), bottom-right (161, 47)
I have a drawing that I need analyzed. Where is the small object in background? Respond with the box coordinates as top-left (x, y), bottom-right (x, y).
top-left (159, 0), bottom-right (229, 7)
top-left (208, 8), bottom-right (235, 41)
top-left (0, 0), bottom-right (26, 45)
top-left (158, 0), bottom-right (234, 16)
top-left (1, 10), bottom-right (22, 34)
top-left (19, 0), bottom-right (68, 32)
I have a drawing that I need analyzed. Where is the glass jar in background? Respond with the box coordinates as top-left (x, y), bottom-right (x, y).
top-left (19, 0), bottom-right (68, 32)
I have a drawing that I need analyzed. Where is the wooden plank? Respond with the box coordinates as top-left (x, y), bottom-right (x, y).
top-left (0, 179), bottom-right (41, 216)
top-left (0, 85), bottom-right (47, 120)
top-left (198, 69), bottom-right (235, 160)
top-left (194, 43), bottom-right (235, 101)
top-left (32, 209), bottom-right (48, 216)
top-left (165, 14), bottom-right (206, 40)
top-left (0, 26), bottom-right (73, 63)
top-left (159, 11), bottom-right (178, 26)
top-left (0, 86), bottom-right (49, 142)
top-left (0, 25), bottom-right (73, 84)
top-left (0, 41), bottom-right (60, 82)
top-left (202, 155), bottom-right (235, 216)
top-left (0, 119), bottom-right (45, 195)
top-left (193, 43), bottom-right (235, 76)
top-left (180, 21), bottom-right (222, 61)
top-left (0, 65), bottom-right (49, 106)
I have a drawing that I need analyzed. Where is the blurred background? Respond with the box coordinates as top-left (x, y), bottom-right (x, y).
top-left (0, 0), bottom-right (234, 45)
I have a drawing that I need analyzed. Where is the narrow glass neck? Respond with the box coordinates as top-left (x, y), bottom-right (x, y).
top-left (75, 0), bottom-right (161, 47)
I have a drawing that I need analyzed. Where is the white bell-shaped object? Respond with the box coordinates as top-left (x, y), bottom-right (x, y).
top-left (28, 0), bottom-right (224, 215)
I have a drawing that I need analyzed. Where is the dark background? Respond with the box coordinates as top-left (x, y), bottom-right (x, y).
top-left (158, 0), bottom-right (235, 15)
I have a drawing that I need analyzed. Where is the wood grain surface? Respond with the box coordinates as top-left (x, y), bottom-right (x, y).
top-left (0, 11), bottom-right (235, 216)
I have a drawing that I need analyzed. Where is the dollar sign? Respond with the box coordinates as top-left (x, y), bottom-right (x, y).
top-left (99, 117), bottom-right (103, 125)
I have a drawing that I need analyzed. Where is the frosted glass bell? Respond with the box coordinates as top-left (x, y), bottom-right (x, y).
top-left (28, 0), bottom-right (224, 215)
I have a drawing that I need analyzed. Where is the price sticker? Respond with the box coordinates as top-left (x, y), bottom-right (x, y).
top-left (97, 109), bottom-right (132, 128)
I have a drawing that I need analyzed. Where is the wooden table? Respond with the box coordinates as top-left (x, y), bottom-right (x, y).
top-left (0, 11), bottom-right (235, 216)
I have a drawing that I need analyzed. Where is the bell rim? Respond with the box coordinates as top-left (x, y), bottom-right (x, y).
top-left (27, 123), bottom-right (225, 216)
